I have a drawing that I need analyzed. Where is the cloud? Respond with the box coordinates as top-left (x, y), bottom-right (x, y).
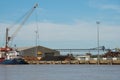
top-left (88, 0), bottom-right (120, 12)
top-left (17, 21), bottom-right (95, 41)
top-left (0, 21), bottom-right (120, 48)
top-left (99, 4), bottom-right (120, 12)
top-left (11, 21), bottom-right (119, 42)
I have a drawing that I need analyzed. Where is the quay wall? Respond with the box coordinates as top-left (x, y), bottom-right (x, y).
top-left (26, 60), bottom-right (120, 65)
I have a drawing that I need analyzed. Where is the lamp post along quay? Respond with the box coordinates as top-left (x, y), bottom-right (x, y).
top-left (96, 21), bottom-right (100, 64)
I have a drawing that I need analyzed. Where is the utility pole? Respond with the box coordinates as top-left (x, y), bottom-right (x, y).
top-left (96, 21), bottom-right (100, 64)
top-left (35, 30), bottom-right (39, 57)
top-left (35, 8), bottom-right (39, 57)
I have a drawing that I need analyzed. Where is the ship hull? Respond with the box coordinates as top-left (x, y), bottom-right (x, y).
top-left (0, 58), bottom-right (28, 65)
top-left (0, 58), bottom-right (5, 63)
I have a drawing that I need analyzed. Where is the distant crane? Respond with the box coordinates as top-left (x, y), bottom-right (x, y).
top-left (90, 46), bottom-right (105, 51)
top-left (0, 3), bottom-right (38, 52)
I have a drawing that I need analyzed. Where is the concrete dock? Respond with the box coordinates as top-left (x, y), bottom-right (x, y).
top-left (26, 60), bottom-right (120, 65)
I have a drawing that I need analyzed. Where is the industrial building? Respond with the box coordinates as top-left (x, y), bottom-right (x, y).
top-left (75, 55), bottom-right (91, 61)
top-left (18, 46), bottom-right (60, 58)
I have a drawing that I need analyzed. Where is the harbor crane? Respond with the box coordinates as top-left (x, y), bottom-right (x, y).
top-left (0, 3), bottom-right (38, 52)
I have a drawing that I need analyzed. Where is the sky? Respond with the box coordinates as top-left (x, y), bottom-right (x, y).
top-left (0, 0), bottom-right (120, 49)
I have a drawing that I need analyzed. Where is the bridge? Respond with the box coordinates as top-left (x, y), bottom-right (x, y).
top-left (54, 49), bottom-right (110, 55)
top-left (54, 47), bottom-right (112, 54)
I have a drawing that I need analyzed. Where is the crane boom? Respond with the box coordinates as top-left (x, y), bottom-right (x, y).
top-left (0, 3), bottom-right (38, 52)
top-left (9, 3), bottom-right (38, 43)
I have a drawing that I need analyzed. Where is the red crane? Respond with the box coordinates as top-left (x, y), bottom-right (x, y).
top-left (0, 3), bottom-right (38, 52)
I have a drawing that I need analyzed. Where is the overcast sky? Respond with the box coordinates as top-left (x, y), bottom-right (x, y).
top-left (0, 0), bottom-right (120, 49)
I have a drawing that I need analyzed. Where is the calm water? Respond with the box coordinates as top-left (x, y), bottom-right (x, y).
top-left (0, 65), bottom-right (120, 80)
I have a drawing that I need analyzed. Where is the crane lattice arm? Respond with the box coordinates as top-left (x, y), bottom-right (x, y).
top-left (9, 3), bottom-right (38, 42)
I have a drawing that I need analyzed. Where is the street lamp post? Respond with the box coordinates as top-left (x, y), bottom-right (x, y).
top-left (96, 21), bottom-right (100, 64)
top-left (35, 30), bottom-right (38, 57)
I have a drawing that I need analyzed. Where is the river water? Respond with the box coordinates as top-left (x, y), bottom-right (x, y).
top-left (0, 65), bottom-right (120, 80)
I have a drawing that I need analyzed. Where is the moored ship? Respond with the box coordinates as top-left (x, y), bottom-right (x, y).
top-left (0, 50), bottom-right (28, 64)
top-left (0, 3), bottom-right (38, 65)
